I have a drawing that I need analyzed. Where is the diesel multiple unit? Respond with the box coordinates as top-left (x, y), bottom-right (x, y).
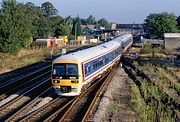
top-left (51, 34), bottom-right (133, 96)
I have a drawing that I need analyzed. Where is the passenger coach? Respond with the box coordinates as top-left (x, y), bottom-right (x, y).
top-left (51, 34), bottom-right (133, 96)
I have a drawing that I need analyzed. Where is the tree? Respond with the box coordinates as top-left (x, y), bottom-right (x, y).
top-left (177, 16), bottom-right (180, 32)
top-left (87, 15), bottom-right (96, 24)
top-left (25, 2), bottom-right (42, 39)
top-left (54, 23), bottom-right (71, 37)
top-left (41, 2), bottom-right (58, 17)
top-left (54, 16), bottom-right (73, 37)
top-left (97, 18), bottom-right (111, 29)
top-left (40, 2), bottom-right (61, 38)
top-left (65, 16), bottom-right (73, 25)
top-left (145, 12), bottom-right (178, 39)
top-left (72, 16), bottom-right (82, 37)
top-left (64, 16), bottom-right (73, 36)
top-left (25, 1), bottom-right (59, 39)
top-left (177, 16), bottom-right (180, 26)
top-left (81, 18), bottom-right (87, 25)
top-left (0, 0), bottom-right (32, 54)
top-left (50, 15), bottom-right (63, 37)
top-left (16, 3), bottom-right (32, 48)
top-left (26, 2), bottom-right (35, 7)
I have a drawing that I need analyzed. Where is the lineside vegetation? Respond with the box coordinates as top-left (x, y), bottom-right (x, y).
top-left (0, 0), bottom-right (111, 54)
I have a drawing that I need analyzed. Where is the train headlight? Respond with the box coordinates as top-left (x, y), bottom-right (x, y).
top-left (71, 80), bottom-right (79, 83)
top-left (53, 80), bottom-right (60, 83)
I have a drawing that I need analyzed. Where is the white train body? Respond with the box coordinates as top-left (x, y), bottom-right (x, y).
top-left (51, 34), bottom-right (133, 96)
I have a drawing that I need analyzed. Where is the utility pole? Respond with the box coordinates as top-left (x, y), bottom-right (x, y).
top-left (75, 23), bottom-right (77, 45)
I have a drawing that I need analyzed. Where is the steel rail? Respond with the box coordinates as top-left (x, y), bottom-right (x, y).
top-left (43, 98), bottom-right (76, 122)
top-left (81, 66), bottom-right (117, 122)
top-left (5, 87), bottom-right (53, 122)
top-left (59, 66), bottom-right (116, 122)
top-left (0, 65), bottom-right (51, 94)
top-left (0, 70), bottom-right (51, 100)
top-left (0, 78), bottom-right (51, 121)
top-left (19, 97), bottom-right (73, 122)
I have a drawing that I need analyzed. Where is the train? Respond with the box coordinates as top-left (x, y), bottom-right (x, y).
top-left (51, 34), bottom-right (133, 96)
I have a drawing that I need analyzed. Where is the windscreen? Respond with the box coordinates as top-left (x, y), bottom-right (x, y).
top-left (53, 63), bottom-right (78, 78)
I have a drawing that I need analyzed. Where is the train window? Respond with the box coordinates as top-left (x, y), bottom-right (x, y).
top-left (119, 48), bottom-right (122, 54)
top-left (115, 49), bottom-right (118, 55)
top-left (112, 51), bottom-right (115, 59)
top-left (85, 66), bottom-right (87, 74)
top-left (97, 62), bottom-right (100, 67)
top-left (93, 63), bottom-right (96, 69)
top-left (85, 64), bottom-right (92, 74)
top-left (104, 55), bottom-right (109, 63)
top-left (66, 64), bottom-right (78, 76)
top-left (99, 59), bottom-right (103, 66)
top-left (53, 64), bottom-right (65, 76)
top-left (117, 49), bottom-right (120, 54)
top-left (64, 64), bottom-right (77, 76)
top-left (93, 60), bottom-right (99, 70)
top-left (53, 64), bottom-right (78, 77)
top-left (88, 66), bottom-right (91, 72)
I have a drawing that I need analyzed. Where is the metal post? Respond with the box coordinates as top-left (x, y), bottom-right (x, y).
top-left (75, 23), bottom-right (77, 45)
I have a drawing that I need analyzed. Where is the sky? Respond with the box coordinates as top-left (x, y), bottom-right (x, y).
top-left (16, 0), bottom-right (180, 24)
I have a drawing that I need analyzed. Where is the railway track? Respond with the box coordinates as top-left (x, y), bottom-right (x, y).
top-left (19, 97), bottom-right (74, 122)
top-left (122, 57), bottom-right (180, 121)
top-left (4, 87), bottom-right (55, 122)
top-left (0, 62), bottom-right (51, 82)
top-left (81, 67), bottom-right (117, 122)
top-left (0, 65), bottom-right (51, 95)
top-left (0, 44), bottom-right (111, 122)
top-left (0, 78), bottom-right (51, 121)
top-left (0, 45), bottom-right (94, 98)
top-left (0, 70), bottom-right (51, 102)
top-left (19, 65), bottom-right (117, 122)
top-left (44, 66), bottom-right (117, 122)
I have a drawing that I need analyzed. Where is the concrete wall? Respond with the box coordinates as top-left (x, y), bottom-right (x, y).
top-left (164, 33), bottom-right (180, 38)
top-left (165, 37), bottom-right (180, 49)
top-left (164, 33), bottom-right (180, 49)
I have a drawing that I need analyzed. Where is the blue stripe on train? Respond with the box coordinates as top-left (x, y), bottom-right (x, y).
top-left (84, 48), bottom-right (122, 78)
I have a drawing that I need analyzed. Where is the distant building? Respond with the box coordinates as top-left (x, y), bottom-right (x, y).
top-left (32, 36), bottom-right (67, 47)
top-left (77, 36), bottom-right (86, 45)
top-left (164, 33), bottom-right (180, 49)
top-left (116, 24), bottom-right (144, 35)
top-left (111, 23), bottom-right (117, 30)
top-left (82, 24), bottom-right (96, 31)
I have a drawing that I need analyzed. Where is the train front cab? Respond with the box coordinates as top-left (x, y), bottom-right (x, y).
top-left (51, 60), bottom-right (83, 96)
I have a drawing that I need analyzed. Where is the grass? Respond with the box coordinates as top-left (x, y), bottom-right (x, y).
top-left (131, 78), bottom-right (176, 122)
top-left (131, 83), bottom-right (154, 122)
top-left (136, 60), bottom-right (180, 96)
top-left (0, 43), bottom-right (97, 74)
top-left (133, 42), bottom-right (179, 121)
top-left (142, 63), bottom-right (180, 95)
top-left (0, 47), bottom-right (53, 74)
top-left (106, 101), bottom-right (123, 119)
top-left (140, 42), bottom-right (171, 55)
top-left (157, 67), bottom-right (180, 95)
top-left (0, 46), bottom-right (77, 74)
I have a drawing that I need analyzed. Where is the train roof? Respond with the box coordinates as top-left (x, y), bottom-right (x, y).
top-left (53, 34), bottom-right (132, 63)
